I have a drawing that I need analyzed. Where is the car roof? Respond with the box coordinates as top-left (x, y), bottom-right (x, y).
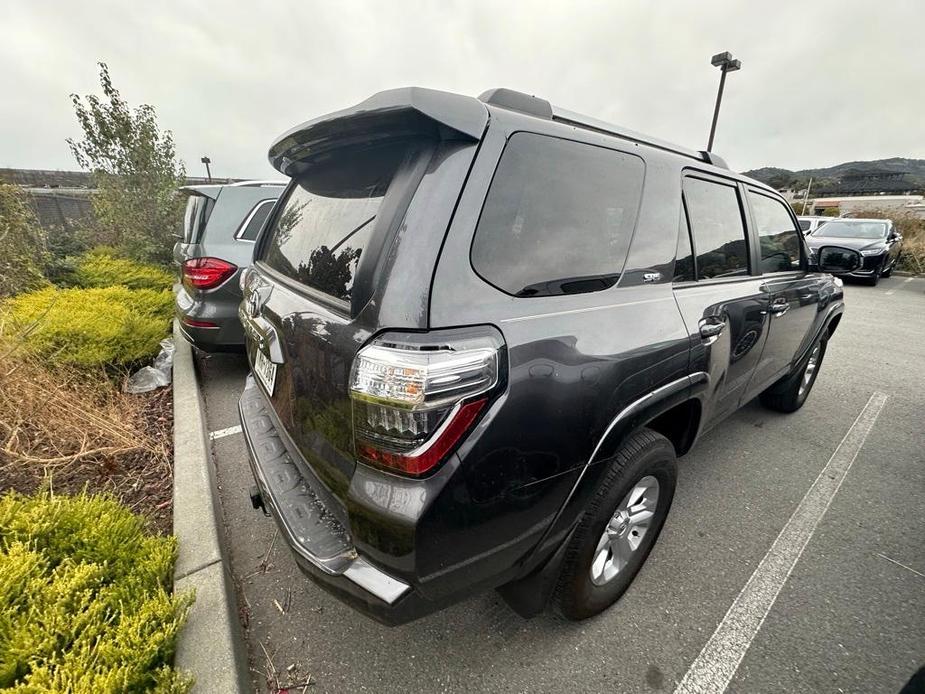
top-left (180, 180), bottom-right (286, 199)
top-left (269, 86), bottom-right (775, 192)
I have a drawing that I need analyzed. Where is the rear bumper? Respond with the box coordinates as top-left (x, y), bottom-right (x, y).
top-left (175, 283), bottom-right (245, 350)
top-left (238, 375), bottom-right (444, 625)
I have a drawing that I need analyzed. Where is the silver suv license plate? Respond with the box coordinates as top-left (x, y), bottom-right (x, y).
top-left (254, 350), bottom-right (277, 395)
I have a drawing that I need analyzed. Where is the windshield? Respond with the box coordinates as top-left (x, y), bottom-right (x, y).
top-left (813, 220), bottom-right (887, 239)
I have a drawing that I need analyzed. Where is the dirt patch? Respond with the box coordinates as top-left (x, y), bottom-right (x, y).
top-left (0, 357), bottom-right (174, 534)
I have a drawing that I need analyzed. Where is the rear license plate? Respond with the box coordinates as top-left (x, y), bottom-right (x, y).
top-left (254, 350), bottom-right (277, 395)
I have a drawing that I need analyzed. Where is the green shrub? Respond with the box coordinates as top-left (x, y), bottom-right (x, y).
top-left (69, 248), bottom-right (174, 291)
top-left (0, 490), bottom-right (192, 692)
top-left (0, 183), bottom-right (49, 297)
top-left (3, 286), bottom-right (173, 368)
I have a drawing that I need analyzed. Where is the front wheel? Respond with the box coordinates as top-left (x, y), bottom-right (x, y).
top-left (760, 337), bottom-right (827, 413)
top-left (554, 429), bottom-right (676, 620)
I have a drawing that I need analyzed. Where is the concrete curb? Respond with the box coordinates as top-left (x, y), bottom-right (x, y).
top-left (893, 270), bottom-right (920, 277)
top-left (172, 321), bottom-right (248, 693)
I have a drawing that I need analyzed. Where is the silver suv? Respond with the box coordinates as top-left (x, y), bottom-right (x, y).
top-left (174, 181), bottom-right (284, 350)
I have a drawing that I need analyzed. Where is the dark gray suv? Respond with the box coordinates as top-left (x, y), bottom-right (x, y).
top-left (238, 87), bottom-right (861, 625)
top-left (174, 181), bottom-right (284, 350)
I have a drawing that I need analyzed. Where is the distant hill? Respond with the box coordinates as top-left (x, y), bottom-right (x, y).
top-left (744, 158), bottom-right (925, 195)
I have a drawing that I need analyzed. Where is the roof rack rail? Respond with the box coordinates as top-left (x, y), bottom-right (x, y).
top-left (230, 180), bottom-right (287, 187)
top-left (699, 151), bottom-right (729, 168)
top-left (552, 106), bottom-right (729, 168)
top-left (478, 88), bottom-right (553, 120)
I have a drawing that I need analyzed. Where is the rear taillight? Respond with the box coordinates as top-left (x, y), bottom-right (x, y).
top-left (182, 257), bottom-right (237, 290)
top-left (349, 328), bottom-right (504, 477)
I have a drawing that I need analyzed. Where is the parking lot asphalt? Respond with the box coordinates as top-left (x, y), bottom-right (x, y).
top-left (195, 276), bottom-right (925, 694)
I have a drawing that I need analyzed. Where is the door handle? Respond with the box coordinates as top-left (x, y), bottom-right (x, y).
top-left (699, 317), bottom-right (725, 340)
top-left (769, 298), bottom-right (790, 316)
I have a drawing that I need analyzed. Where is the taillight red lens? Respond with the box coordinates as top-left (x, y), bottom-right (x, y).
top-left (182, 257), bottom-right (237, 290)
top-left (356, 399), bottom-right (487, 476)
top-left (349, 329), bottom-right (503, 477)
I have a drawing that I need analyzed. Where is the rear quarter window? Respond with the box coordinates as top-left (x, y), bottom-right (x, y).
top-left (237, 199), bottom-right (276, 241)
top-left (470, 133), bottom-right (645, 297)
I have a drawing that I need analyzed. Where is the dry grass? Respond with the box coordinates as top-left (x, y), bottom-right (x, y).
top-left (0, 346), bottom-right (174, 532)
top-left (0, 353), bottom-right (160, 468)
top-left (851, 208), bottom-right (925, 274)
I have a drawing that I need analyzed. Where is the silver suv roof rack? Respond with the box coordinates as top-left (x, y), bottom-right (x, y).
top-left (230, 180), bottom-right (287, 187)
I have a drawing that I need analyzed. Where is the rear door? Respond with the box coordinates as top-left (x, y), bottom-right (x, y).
top-left (744, 188), bottom-right (819, 393)
top-left (672, 173), bottom-right (770, 427)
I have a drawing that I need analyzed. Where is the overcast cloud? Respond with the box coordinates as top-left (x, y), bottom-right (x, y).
top-left (2, 0), bottom-right (923, 179)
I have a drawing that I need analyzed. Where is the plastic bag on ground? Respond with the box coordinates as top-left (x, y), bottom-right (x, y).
top-left (124, 338), bottom-right (175, 393)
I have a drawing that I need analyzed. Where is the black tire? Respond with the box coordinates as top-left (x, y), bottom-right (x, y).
top-left (554, 429), bottom-right (676, 621)
top-left (759, 336), bottom-right (827, 413)
top-left (865, 271), bottom-right (880, 286)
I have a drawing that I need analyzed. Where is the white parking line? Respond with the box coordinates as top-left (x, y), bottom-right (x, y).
top-left (209, 425), bottom-right (242, 441)
top-left (885, 276), bottom-right (916, 295)
top-left (674, 391), bottom-right (888, 694)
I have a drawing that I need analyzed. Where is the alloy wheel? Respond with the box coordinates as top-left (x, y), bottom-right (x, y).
top-left (589, 476), bottom-right (660, 586)
top-left (798, 343), bottom-right (821, 397)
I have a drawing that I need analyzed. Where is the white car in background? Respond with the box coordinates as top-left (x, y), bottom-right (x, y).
top-left (797, 215), bottom-right (830, 236)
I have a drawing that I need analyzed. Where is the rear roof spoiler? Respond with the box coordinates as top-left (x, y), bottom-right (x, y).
top-left (179, 184), bottom-right (222, 200)
top-left (268, 87), bottom-right (489, 176)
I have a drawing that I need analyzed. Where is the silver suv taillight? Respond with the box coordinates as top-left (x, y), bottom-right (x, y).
top-left (349, 328), bottom-right (504, 476)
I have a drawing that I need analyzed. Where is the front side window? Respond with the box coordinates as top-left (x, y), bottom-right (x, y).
top-left (260, 140), bottom-right (420, 303)
top-left (748, 191), bottom-right (803, 272)
top-left (683, 177), bottom-right (749, 279)
top-left (471, 132), bottom-right (645, 297)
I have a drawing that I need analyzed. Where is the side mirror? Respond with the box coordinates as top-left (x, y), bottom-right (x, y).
top-left (889, 232), bottom-right (901, 242)
top-left (816, 246), bottom-right (862, 274)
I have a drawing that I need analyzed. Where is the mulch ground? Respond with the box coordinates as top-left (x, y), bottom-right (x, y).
top-left (0, 387), bottom-right (174, 535)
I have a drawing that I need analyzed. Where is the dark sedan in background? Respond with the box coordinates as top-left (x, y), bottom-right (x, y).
top-left (806, 218), bottom-right (902, 285)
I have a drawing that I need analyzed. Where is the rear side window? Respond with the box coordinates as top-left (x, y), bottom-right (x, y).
top-left (799, 219), bottom-right (811, 231)
top-left (182, 195), bottom-right (211, 244)
top-left (259, 140), bottom-right (419, 303)
top-left (683, 177), bottom-right (749, 279)
top-left (237, 199), bottom-right (275, 241)
top-left (748, 191), bottom-right (802, 272)
top-left (471, 133), bottom-right (644, 297)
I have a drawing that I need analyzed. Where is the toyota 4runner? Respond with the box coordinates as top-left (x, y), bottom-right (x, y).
top-left (238, 87), bottom-right (861, 625)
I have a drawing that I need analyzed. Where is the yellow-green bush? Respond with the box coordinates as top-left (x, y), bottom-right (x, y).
top-left (3, 286), bottom-right (173, 368)
top-left (70, 248), bottom-right (174, 291)
top-left (0, 491), bottom-right (192, 693)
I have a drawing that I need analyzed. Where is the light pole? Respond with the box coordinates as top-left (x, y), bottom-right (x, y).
top-left (707, 52), bottom-right (741, 152)
top-left (200, 156), bottom-right (212, 182)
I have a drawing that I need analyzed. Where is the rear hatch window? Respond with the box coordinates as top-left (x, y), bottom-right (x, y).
top-left (259, 140), bottom-right (423, 305)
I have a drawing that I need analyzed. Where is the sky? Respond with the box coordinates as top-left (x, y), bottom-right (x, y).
top-left (2, 0), bottom-right (924, 180)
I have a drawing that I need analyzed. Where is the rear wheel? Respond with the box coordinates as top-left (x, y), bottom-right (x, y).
top-left (759, 337), bottom-right (826, 413)
top-left (554, 429), bottom-right (676, 620)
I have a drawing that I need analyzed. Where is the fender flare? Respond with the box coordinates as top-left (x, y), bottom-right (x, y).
top-left (524, 371), bottom-right (709, 568)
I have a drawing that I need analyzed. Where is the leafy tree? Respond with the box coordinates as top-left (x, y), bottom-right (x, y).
top-left (0, 184), bottom-right (48, 297)
top-left (67, 63), bottom-right (185, 265)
